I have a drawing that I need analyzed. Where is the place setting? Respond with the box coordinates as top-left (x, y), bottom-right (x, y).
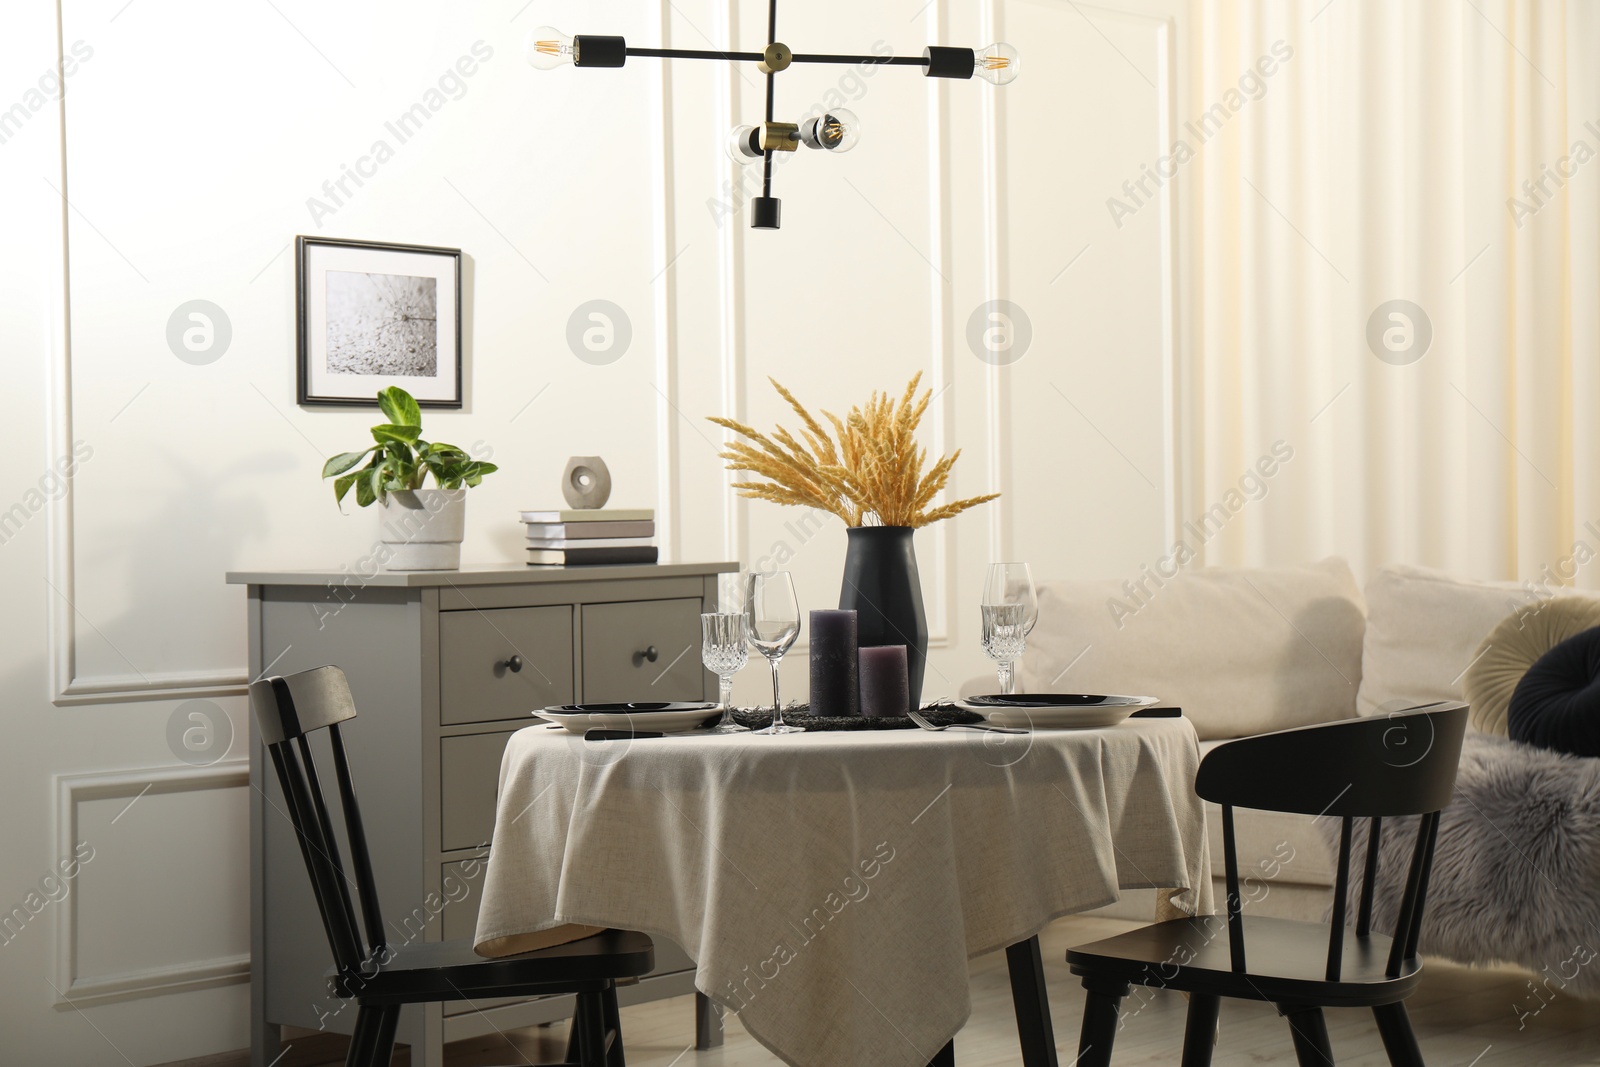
top-left (533, 560), bottom-right (1170, 741)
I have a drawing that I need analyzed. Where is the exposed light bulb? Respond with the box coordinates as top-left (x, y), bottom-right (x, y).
top-left (727, 124), bottom-right (763, 165)
top-left (527, 26), bottom-right (576, 69)
top-left (799, 109), bottom-right (861, 153)
top-left (974, 42), bottom-right (1020, 85)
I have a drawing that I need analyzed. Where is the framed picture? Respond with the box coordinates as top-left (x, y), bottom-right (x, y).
top-left (296, 236), bottom-right (463, 408)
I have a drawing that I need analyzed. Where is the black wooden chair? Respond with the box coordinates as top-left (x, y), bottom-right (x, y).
top-left (250, 664), bottom-right (655, 1067)
top-left (1065, 701), bottom-right (1468, 1067)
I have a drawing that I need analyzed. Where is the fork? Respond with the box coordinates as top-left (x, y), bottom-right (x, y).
top-left (906, 707), bottom-right (1026, 734)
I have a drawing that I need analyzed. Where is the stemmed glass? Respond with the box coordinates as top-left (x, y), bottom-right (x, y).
top-left (745, 571), bottom-right (804, 735)
top-left (701, 613), bottom-right (751, 733)
top-left (982, 563), bottom-right (1038, 695)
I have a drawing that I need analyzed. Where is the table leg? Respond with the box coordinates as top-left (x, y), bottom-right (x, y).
top-left (926, 1039), bottom-right (955, 1066)
top-left (1006, 935), bottom-right (1061, 1067)
top-left (695, 992), bottom-right (724, 1049)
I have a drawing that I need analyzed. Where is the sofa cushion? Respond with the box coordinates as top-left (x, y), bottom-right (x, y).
top-left (1464, 597), bottom-right (1600, 735)
top-left (1021, 558), bottom-right (1365, 740)
top-left (1507, 625), bottom-right (1600, 757)
top-left (1357, 565), bottom-right (1545, 719)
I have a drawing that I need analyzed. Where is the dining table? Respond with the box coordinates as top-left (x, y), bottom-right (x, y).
top-left (473, 714), bottom-right (1213, 1067)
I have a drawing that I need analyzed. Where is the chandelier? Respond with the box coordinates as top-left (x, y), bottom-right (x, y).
top-left (527, 2), bottom-right (1018, 229)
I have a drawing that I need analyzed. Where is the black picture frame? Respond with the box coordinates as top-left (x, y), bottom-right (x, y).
top-left (295, 235), bottom-right (464, 408)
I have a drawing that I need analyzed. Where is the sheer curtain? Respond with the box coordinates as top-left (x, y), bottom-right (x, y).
top-left (1190, 0), bottom-right (1600, 587)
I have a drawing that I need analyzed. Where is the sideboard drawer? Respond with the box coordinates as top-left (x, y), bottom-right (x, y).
top-left (581, 599), bottom-right (704, 703)
top-left (440, 606), bottom-right (575, 725)
top-left (440, 731), bottom-right (515, 852)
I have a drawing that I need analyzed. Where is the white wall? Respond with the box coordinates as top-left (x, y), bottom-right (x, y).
top-left (0, 0), bottom-right (1185, 1061)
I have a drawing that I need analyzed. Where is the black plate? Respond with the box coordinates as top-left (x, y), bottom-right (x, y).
top-left (965, 694), bottom-right (1152, 709)
top-left (546, 701), bottom-right (718, 714)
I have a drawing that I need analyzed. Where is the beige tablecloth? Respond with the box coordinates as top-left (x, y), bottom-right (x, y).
top-left (475, 719), bottom-right (1211, 1067)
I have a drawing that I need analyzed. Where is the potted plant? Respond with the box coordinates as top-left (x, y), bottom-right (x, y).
top-left (709, 373), bottom-right (998, 708)
top-left (322, 386), bottom-right (498, 571)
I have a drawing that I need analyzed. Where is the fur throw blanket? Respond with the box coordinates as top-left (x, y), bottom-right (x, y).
top-left (1321, 732), bottom-right (1600, 1001)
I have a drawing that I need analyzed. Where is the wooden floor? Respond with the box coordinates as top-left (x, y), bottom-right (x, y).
top-left (201, 916), bottom-right (1600, 1067)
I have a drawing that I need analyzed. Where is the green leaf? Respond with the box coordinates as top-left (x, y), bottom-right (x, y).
top-left (463, 461), bottom-right (498, 483)
top-left (367, 463), bottom-right (389, 503)
top-left (322, 449), bottom-right (374, 478)
top-left (354, 476), bottom-right (376, 508)
top-left (371, 423), bottom-right (422, 445)
top-left (333, 475), bottom-right (357, 505)
top-left (377, 386), bottom-right (421, 428)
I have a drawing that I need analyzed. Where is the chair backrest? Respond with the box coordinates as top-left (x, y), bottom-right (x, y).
top-left (1193, 702), bottom-right (1468, 982)
top-left (249, 665), bottom-right (387, 979)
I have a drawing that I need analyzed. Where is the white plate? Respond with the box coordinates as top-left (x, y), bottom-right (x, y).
top-left (534, 705), bottom-right (720, 735)
top-left (955, 694), bottom-right (1159, 729)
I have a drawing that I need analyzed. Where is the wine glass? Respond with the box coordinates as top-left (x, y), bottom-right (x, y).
top-left (982, 563), bottom-right (1036, 695)
top-left (701, 613), bottom-right (751, 733)
top-left (745, 571), bottom-right (804, 735)
top-left (984, 563), bottom-right (1039, 635)
top-left (980, 603), bottom-right (1027, 695)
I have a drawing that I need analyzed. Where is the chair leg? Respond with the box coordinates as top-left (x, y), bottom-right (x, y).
top-left (344, 1005), bottom-right (374, 1067)
top-left (369, 1006), bottom-right (400, 1067)
top-left (1373, 1002), bottom-right (1424, 1067)
top-left (601, 983), bottom-right (626, 1067)
top-left (566, 1004), bottom-right (585, 1067)
top-left (578, 990), bottom-right (611, 1067)
top-left (1181, 994), bottom-right (1221, 1067)
top-left (1006, 935), bottom-right (1061, 1067)
top-left (1076, 978), bottom-right (1130, 1067)
top-left (1284, 1006), bottom-right (1334, 1067)
top-left (564, 996), bottom-right (585, 1066)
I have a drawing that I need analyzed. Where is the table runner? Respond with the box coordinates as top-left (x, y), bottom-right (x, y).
top-left (475, 718), bottom-right (1211, 1067)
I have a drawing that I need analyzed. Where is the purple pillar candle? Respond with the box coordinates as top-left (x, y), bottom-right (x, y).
top-left (858, 645), bottom-right (910, 718)
top-left (809, 609), bottom-right (860, 716)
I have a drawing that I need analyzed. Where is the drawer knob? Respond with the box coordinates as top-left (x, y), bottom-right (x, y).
top-left (498, 654), bottom-right (524, 674)
top-left (636, 645), bottom-right (660, 665)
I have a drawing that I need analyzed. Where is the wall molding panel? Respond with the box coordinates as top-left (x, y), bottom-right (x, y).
top-left (53, 762), bottom-right (250, 1007)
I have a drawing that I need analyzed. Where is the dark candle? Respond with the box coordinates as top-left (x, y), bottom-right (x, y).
top-left (809, 609), bottom-right (860, 716)
top-left (858, 645), bottom-right (910, 717)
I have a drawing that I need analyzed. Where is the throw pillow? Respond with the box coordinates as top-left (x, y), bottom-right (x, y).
top-left (1464, 597), bottom-right (1600, 735)
top-left (1357, 565), bottom-right (1541, 718)
top-left (1508, 626), bottom-right (1600, 757)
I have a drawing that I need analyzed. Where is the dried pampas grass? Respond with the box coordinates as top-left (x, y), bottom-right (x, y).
top-left (707, 373), bottom-right (999, 529)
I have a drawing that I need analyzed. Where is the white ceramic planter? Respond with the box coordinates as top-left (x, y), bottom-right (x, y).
top-left (379, 488), bottom-right (466, 571)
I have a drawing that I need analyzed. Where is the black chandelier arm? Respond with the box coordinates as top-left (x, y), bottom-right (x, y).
top-left (764, 0), bottom-right (777, 196)
top-left (622, 47), bottom-right (764, 62)
top-left (616, 45), bottom-right (934, 68)
top-left (789, 54), bottom-right (930, 66)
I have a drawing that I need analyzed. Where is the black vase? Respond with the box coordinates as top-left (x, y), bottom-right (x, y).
top-left (839, 525), bottom-right (929, 711)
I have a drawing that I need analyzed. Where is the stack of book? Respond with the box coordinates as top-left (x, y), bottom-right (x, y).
top-left (520, 508), bottom-right (657, 566)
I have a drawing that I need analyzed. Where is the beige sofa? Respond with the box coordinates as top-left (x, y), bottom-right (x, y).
top-left (981, 559), bottom-right (1548, 922)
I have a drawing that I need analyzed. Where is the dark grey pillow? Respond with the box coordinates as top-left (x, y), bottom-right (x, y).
top-left (1507, 625), bottom-right (1600, 757)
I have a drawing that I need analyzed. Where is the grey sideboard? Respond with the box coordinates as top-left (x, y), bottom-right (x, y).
top-left (227, 562), bottom-right (738, 1067)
